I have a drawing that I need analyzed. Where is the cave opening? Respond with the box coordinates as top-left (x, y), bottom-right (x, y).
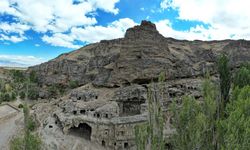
top-left (69, 123), bottom-right (92, 140)
top-left (165, 143), bottom-right (173, 150)
top-left (80, 110), bottom-right (86, 114)
top-left (102, 140), bottom-right (106, 146)
top-left (124, 142), bottom-right (128, 148)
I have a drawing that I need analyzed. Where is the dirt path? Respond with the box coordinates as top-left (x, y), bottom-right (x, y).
top-left (0, 106), bottom-right (23, 150)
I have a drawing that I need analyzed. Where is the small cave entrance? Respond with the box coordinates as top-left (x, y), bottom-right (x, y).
top-left (124, 142), bottom-right (129, 148)
top-left (121, 99), bottom-right (145, 116)
top-left (69, 123), bottom-right (92, 140)
top-left (165, 143), bottom-right (173, 150)
top-left (80, 110), bottom-right (86, 114)
top-left (102, 140), bottom-right (106, 147)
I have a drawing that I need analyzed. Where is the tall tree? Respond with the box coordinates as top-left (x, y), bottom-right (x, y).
top-left (170, 77), bottom-right (218, 150)
top-left (233, 64), bottom-right (250, 88)
top-left (135, 73), bottom-right (165, 150)
top-left (217, 54), bottom-right (231, 118)
top-left (220, 86), bottom-right (250, 149)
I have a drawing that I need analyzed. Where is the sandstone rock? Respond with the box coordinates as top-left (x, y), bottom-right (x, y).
top-left (29, 20), bottom-right (250, 150)
top-left (28, 21), bottom-right (250, 89)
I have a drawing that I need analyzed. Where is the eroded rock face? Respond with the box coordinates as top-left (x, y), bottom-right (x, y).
top-left (28, 21), bottom-right (250, 88)
top-left (29, 20), bottom-right (250, 150)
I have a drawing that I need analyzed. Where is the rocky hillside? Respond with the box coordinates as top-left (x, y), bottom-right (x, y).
top-left (28, 20), bottom-right (250, 88)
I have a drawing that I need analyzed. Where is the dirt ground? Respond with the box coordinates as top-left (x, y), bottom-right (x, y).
top-left (35, 102), bottom-right (106, 150)
top-left (0, 104), bottom-right (23, 150)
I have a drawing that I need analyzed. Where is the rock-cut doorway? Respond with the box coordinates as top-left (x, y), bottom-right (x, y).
top-left (69, 123), bottom-right (92, 140)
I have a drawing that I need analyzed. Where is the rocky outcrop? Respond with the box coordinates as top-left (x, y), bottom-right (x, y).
top-left (28, 21), bottom-right (250, 89)
top-left (30, 20), bottom-right (250, 150)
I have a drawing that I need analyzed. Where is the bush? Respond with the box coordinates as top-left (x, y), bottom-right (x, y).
top-left (11, 70), bottom-right (25, 83)
top-left (69, 80), bottom-right (79, 89)
top-left (27, 116), bottom-right (37, 131)
top-left (10, 133), bottom-right (42, 150)
top-left (10, 103), bottom-right (42, 150)
top-left (10, 136), bottom-right (24, 150)
top-left (29, 71), bottom-right (38, 83)
top-left (3, 93), bottom-right (11, 102)
top-left (18, 104), bottom-right (23, 108)
top-left (48, 84), bottom-right (65, 97)
top-left (11, 92), bottom-right (17, 101)
top-left (19, 91), bottom-right (26, 100)
top-left (27, 87), bottom-right (39, 100)
top-left (48, 84), bottom-right (58, 98)
top-left (233, 64), bottom-right (250, 88)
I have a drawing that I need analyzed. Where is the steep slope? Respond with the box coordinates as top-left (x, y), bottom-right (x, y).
top-left (29, 21), bottom-right (250, 150)
top-left (29, 20), bottom-right (250, 88)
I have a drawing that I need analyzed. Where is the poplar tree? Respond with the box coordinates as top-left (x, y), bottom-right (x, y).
top-left (233, 64), bottom-right (250, 88)
top-left (220, 86), bottom-right (250, 149)
top-left (135, 73), bottom-right (165, 150)
top-left (217, 54), bottom-right (231, 118)
top-left (170, 77), bottom-right (218, 150)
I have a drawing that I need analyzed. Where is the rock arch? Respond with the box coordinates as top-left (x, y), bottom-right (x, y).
top-left (69, 123), bottom-right (92, 140)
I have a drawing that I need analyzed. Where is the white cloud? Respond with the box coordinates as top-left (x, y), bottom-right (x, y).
top-left (155, 19), bottom-right (234, 41)
top-left (3, 0), bottom-right (120, 33)
top-left (160, 0), bottom-right (250, 40)
top-left (42, 18), bottom-right (136, 48)
top-left (0, 0), bottom-right (20, 16)
top-left (71, 18), bottom-right (136, 43)
top-left (42, 33), bottom-right (81, 49)
top-left (0, 0), bottom-right (121, 44)
top-left (89, 0), bottom-right (120, 15)
top-left (0, 55), bottom-right (45, 67)
top-left (35, 44), bottom-right (40, 47)
top-left (0, 22), bottom-right (30, 43)
top-left (0, 34), bottom-right (27, 43)
top-left (0, 22), bottom-right (30, 34)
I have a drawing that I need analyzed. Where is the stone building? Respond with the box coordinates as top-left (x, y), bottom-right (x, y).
top-left (51, 76), bottom-right (204, 150)
top-left (54, 84), bottom-right (148, 150)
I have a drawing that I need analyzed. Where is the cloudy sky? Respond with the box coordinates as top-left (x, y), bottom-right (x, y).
top-left (0, 0), bottom-right (249, 67)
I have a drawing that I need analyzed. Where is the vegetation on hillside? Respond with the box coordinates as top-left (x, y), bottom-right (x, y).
top-left (135, 55), bottom-right (250, 150)
top-left (0, 68), bottom-right (80, 102)
top-left (0, 70), bottom-right (40, 103)
top-left (10, 104), bottom-right (41, 150)
top-left (169, 56), bottom-right (250, 150)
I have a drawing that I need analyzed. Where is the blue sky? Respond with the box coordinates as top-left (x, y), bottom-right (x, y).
top-left (0, 0), bottom-right (249, 67)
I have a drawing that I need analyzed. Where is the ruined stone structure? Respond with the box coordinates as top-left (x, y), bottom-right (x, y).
top-left (29, 21), bottom-right (250, 150)
top-left (43, 78), bottom-right (205, 149)
top-left (54, 84), bottom-right (148, 149)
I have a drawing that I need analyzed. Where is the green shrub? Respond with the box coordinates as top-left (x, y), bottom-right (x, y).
top-left (69, 80), bottom-right (79, 89)
top-left (11, 70), bottom-right (25, 83)
top-left (10, 133), bottom-right (42, 150)
top-left (29, 71), bottom-right (38, 83)
top-left (48, 84), bottom-right (58, 98)
top-left (19, 91), bottom-right (26, 100)
top-left (27, 116), bottom-right (37, 131)
top-left (10, 136), bottom-right (24, 150)
top-left (10, 103), bottom-right (42, 150)
top-left (220, 86), bottom-right (250, 149)
top-left (11, 92), bottom-right (17, 101)
top-left (18, 104), bottom-right (23, 108)
top-left (27, 88), bottom-right (39, 100)
top-left (3, 93), bottom-right (11, 102)
top-left (233, 64), bottom-right (250, 88)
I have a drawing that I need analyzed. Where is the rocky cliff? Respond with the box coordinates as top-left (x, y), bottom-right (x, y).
top-left (30, 21), bottom-right (250, 150)
top-left (29, 20), bottom-right (250, 88)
